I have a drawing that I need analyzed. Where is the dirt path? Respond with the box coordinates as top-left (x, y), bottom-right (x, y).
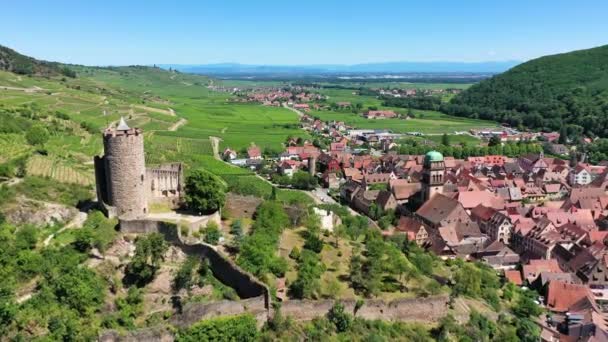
top-left (2, 177), bottom-right (23, 187)
top-left (210, 136), bottom-right (221, 160)
top-left (43, 211), bottom-right (88, 247)
top-left (0, 85), bottom-right (45, 93)
top-left (133, 104), bottom-right (175, 116)
top-left (168, 118), bottom-right (187, 131)
top-left (282, 102), bottom-right (304, 118)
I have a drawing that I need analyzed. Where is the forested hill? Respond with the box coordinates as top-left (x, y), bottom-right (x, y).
top-left (0, 45), bottom-right (76, 77)
top-left (445, 44), bottom-right (608, 137)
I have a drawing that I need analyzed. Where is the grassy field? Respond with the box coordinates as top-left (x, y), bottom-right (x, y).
top-left (312, 108), bottom-right (495, 134)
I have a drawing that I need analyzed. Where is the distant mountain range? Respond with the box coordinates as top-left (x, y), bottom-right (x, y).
top-left (159, 61), bottom-right (521, 75)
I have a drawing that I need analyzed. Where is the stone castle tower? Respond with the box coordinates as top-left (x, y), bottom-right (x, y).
top-left (95, 118), bottom-right (148, 219)
top-left (421, 150), bottom-right (445, 202)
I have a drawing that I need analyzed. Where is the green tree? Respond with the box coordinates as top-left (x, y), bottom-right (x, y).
top-left (124, 233), bottom-right (169, 287)
top-left (289, 250), bottom-right (325, 299)
top-left (291, 171), bottom-right (317, 190)
top-left (25, 124), bottom-right (50, 146)
top-left (327, 301), bottom-right (352, 333)
top-left (453, 262), bottom-right (481, 297)
top-left (185, 169), bottom-right (226, 214)
top-left (52, 267), bottom-right (106, 315)
top-left (441, 133), bottom-right (450, 146)
top-left (488, 135), bottom-right (501, 147)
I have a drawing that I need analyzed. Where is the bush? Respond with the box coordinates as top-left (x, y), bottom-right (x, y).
top-left (173, 256), bottom-right (198, 292)
top-left (176, 314), bottom-right (258, 342)
top-left (327, 302), bottom-right (352, 333)
top-left (289, 246), bottom-right (301, 260)
top-left (203, 222), bottom-right (221, 245)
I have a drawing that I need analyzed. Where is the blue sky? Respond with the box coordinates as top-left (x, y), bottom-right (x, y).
top-left (2, 0), bottom-right (607, 66)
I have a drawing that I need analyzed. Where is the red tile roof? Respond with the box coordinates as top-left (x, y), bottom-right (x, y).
top-left (523, 259), bottom-right (561, 282)
top-left (457, 191), bottom-right (505, 210)
top-left (546, 281), bottom-right (591, 313)
top-left (504, 270), bottom-right (523, 286)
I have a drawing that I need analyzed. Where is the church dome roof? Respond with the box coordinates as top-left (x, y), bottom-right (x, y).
top-left (425, 150), bottom-right (444, 163)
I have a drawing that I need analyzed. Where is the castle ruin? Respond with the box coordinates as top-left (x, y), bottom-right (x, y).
top-left (94, 118), bottom-right (184, 219)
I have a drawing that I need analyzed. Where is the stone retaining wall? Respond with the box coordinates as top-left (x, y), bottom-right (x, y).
top-left (171, 296), bottom-right (267, 328)
top-left (119, 219), bottom-right (269, 302)
top-left (279, 295), bottom-right (449, 323)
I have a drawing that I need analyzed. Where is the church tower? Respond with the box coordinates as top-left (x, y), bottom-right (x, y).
top-left (421, 150), bottom-right (445, 202)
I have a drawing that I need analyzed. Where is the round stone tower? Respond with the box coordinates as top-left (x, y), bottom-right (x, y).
top-left (102, 118), bottom-right (148, 219)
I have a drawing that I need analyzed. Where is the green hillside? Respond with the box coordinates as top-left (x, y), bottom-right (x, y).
top-left (0, 46), bottom-right (313, 206)
top-left (446, 44), bottom-right (608, 137)
top-left (0, 45), bottom-right (75, 77)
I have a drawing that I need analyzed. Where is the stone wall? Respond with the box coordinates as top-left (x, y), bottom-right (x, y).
top-left (279, 295), bottom-right (449, 323)
top-left (119, 219), bottom-right (269, 301)
top-left (99, 327), bottom-right (173, 342)
top-left (171, 296), bottom-right (267, 328)
top-left (146, 163), bottom-right (183, 209)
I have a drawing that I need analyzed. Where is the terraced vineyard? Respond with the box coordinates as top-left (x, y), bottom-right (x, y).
top-left (0, 134), bottom-right (30, 163)
top-left (26, 155), bottom-right (94, 186)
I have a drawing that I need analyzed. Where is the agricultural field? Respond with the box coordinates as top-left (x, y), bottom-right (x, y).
top-left (214, 79), bottom-right (493, 135)
top-left (0, 134), bottom-right (30, 163)
top-left (1, 66), bottom-right (312, 207)
top-left (26, 154), bottom-right (94, 186)
top-left (312, 107), bottom-right (495, 134)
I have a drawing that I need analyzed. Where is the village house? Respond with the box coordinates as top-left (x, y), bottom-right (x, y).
top-left (570, 164), bottom-right (593, 186)
top-left (394, 216), bottom-right (430, 246)
top-left (474, 240), bottom-right (520, 269)
top-left (247, 145), bottom-right (262, 160)
top-left (222, 148), bottom-right (237, 160)
top-left (363, 110), bottom-right (397, 119)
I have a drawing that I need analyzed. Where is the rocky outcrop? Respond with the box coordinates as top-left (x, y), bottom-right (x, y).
top-left (4, 198), bottom-right (77, 226)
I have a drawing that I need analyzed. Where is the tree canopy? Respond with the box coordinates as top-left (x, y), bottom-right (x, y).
top-left (446, 44), bottom-right (608, 137)
top-left (185, 169), bottom-right (226, 214)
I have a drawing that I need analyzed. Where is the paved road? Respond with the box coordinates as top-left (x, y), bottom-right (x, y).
top-left (282, 102), bottom-right (304, 118)
top-left (311, 188), bottom-right (336, 204)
